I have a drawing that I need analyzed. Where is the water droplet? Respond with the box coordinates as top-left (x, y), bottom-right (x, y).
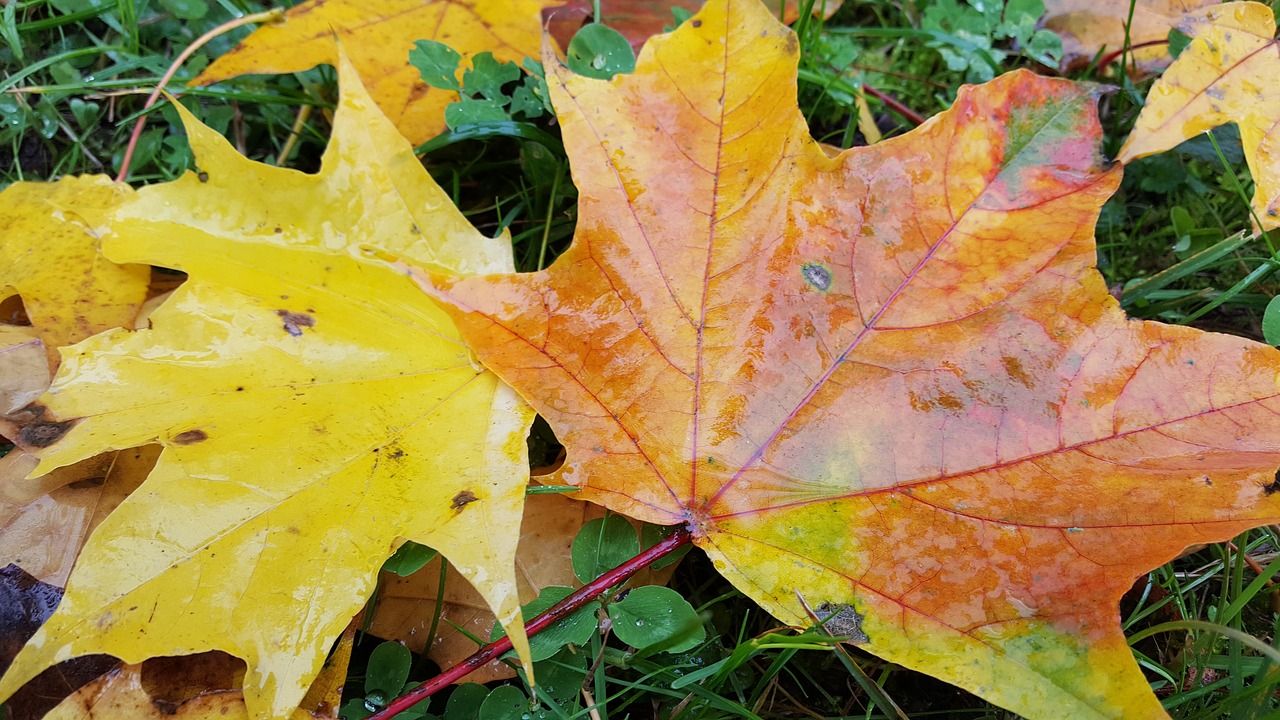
top-left (635, 619), bottom-right (645, 626)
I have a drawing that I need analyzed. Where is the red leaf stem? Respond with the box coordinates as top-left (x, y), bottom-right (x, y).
top-left (1097, 39), bottom-right (1169, 76)
top-left (367, 525), bottom-right (695, 719)
top-left (861, 84), bottom-right (925, 126)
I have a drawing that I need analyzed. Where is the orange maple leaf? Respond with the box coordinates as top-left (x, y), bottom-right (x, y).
top-left (420, 0), bottom-right (1280, 716)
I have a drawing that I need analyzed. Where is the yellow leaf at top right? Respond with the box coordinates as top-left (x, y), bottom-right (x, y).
top-left (1118, 1), bottom-right (1280, 230)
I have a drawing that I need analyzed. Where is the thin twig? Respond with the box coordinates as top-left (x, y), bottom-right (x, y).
top-left (861, 84), bottom-right (925, 126)
top-left (115, 8), bottom-right (283, 182)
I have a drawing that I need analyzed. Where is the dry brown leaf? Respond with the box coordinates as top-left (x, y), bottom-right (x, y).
top-left (0, 446), bottom-right (158, 587)
top-left (0, 326), bottom-right (48, 419)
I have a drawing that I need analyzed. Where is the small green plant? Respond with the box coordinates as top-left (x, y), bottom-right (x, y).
top-left (340, 641), bottom-right (434, 720)
top-left (920, 0), bottom-right (1062, 82)
top-left (409, 43), bottom-right (552, 129)
top-left (563, 23), bottom-right (635, 80)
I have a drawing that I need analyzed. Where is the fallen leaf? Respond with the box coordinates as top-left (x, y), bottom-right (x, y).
top-left (0, 177), bottom-right (150, 364)
top-left (1040, 0), bottom-right (1220, 72)
top-left (422, 0), bottom-right (1280, 717)
top-left (0, 326), bottom-right (48, 418)
top-left (0, 326), bottom-right (51, 446)
top-left (193, 0), bottom-right (565, 145)
top-left (0, 446), bottom-right (158, 587)
top-left (1117, 1), bottom-right (1280, 230)
top-left (369, 492), bottom-right (672, 682)
top-left (545, 0), bottom-right (842, 51)
top-left (0, 50), bottom-right (534, 719)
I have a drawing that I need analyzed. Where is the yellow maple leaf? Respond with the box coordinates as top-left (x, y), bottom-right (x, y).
top-left (0, 50), bottom-right (534, 719)
top-left (0, 176), bottom-right (150, 360)
top-left (1118, 1), bottom-right (1280, 229)
top-left (193, 0), bottom-right (562, 145)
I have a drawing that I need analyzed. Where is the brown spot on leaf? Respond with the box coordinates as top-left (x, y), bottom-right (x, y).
top-left (1002, 355), bottom-right (1034, 388)
top-left (935, 392), bottom-right (963, 412)
top-left (173, 429), bottom-right (208, 445)
top-left (275, 309), bottom-right (316, 337)
top-left (18, 421), bottom-right (72, 448)
top-left (691, 18), bottom-right (702, 27)
top-left (451, 490), bottom-right (478, 512)
top-left (197, 171), bottom-right (209, 183)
